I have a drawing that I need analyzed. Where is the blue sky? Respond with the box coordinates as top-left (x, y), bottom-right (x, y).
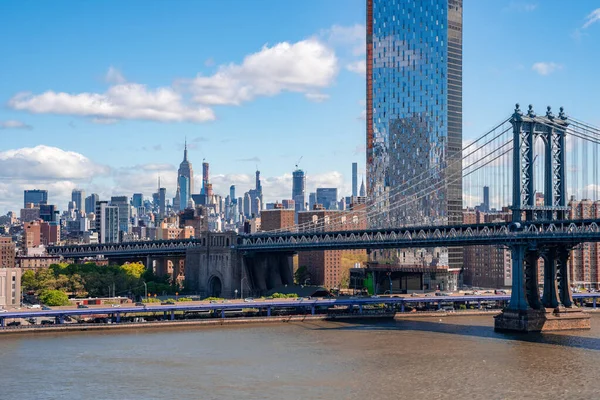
top-left (0, 0), bottom-right (599, 214)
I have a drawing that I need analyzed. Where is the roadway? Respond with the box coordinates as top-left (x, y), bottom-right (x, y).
top-left (2, 293), bottom-right (600, 325)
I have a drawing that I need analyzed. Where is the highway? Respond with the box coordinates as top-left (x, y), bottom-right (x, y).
top-left (2, 293), bottom-right (600, 326)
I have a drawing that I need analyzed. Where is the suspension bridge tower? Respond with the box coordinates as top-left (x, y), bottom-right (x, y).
top-left (495, 104), bottom-right (590, 331)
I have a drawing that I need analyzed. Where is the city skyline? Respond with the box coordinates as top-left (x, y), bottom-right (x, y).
top-left (0, 1), bottom-right (599, 214)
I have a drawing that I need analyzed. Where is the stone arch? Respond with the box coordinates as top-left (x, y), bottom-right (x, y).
top-left (208, 275), bottom-right (223, 298)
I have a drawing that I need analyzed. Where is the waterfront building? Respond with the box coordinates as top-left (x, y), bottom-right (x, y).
top-left (568, 199), bottom-right (600, 289)
top-left (0, 268), bottom-right (21, 307)
top-left (71, 189), bottom-right (85, 213)
top-left (23, 189), bottom-right (47, 207)
top-left (366, 0), bottom-right (463, 268)
top-left (292, 169), bottom-right (306, 213)
top-left (260, 208), bottom-right (295, 232)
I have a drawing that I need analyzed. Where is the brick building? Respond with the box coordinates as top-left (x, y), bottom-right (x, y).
top-left (0, 237), bottom-right (16, 268)
top-left (260, 208), bottom-right (295, 232)
top-left (568, 199), bottom-right (600, 289)
top-left (297, 205), bottom-right (367, 289)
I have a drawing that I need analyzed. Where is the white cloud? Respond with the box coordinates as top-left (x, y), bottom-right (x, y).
top-left (305, 93), bottom-right (330, 102)
top-left (0, 120), bottom-right (32, 130)
top-left (346, 60), bottom-right (366, 75)
top-left (187, 39), bottom-right (337, 106)
top-left (583, 8), bottom-right (600, 29)
top-left (357, 110), bottom-right (366, 120)
top-left (105, 66), bottom-right (126, 84)
top-left (322, 24), bottom-right (365, 56)
top-left (9, 83), bottom-right (216, 123)
top-left (505, 2), bottom-right (538, 12)
top-left (0, 145), bottom-right (109, 181)
top-left (531, 62), bottom-right (563, 76)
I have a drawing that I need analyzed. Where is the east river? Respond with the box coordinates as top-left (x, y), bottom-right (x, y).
top-left (1, 315), bottom-right (600, 399)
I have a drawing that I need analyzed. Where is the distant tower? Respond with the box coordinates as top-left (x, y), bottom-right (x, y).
top-left (178, 175), bottom-right (190, 211)
top-left (158, 177), bottom-right (166, 218)
top-left (202, 161), bottom-right (210, 195)
top-left (352, 163), bottom-right (358, 197)
top-left (359, 179), bottom-right (366, 197)
top-left (292, 169), bottom-right (306, 213)
top-left (483, 186), bottom-right (490, 212)
top-left (178, 138), bottom-right (194, 195)
top-left (71, 189), bottom-right (85, 213)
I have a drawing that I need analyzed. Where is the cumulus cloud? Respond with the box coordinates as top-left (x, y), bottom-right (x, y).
top-left (9, 83), bottom-right (216, 123)
top-left (0, 120), bottom-right (32, 130)
top-left (105, 66), bottom-right (126, 84)
top-left (346, 60), bottom-right (366, 75)
top-left (187, 39), bottom-right (337, 106)
top-left (0, 145), bottom-right (109, 181)
top-left (531, 62), bottom-right (563, 76)
top-left (305, 93), bottom-right (330, 102)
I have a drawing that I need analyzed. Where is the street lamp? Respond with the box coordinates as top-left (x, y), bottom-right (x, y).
top-left (143, 281), bottom-right (148, 301)
top-left (234, 289), bottom-right (238, 299)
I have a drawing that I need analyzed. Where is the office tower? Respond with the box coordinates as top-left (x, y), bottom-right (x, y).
top-left (39, 204), bottom-right (58, 223)
top-left (178, 175), bottom-right (190, 211)
top-left (178, 139), bottom-right (194, 194)
top-left (309, 192), bottom-right (317, 211)
top-left (483, 186), bottom-right (490, 212)
top-left (292, 169), bottom-right (306, 213)
top-left (230, 185), bottom-right (236, 201)
top-left (366, 0), bottom-right (463, 267)
top-left (71, 189), bottom-right (85, 213)
top-left (316, 188), bottom-right (338, 210)
top-left (243, 192), bottom-right (251, 218)
top-left (282, 199), bottom-right (296, 210)
top-left (110, 196), bottom-right (131, 233)
top-left (202, 162), bottom-right (210, 194)
top-left (85, 194), bottom-right (99, 216)
top-left (23, 189), bottom-right (48, 207)
top-left (96, 201), bottom-right (119, 243)
top-left (252, 197), bottom-right (261, 217)
top-left (132, 193), bottom-right (143, 209)
top-left (359, 179), bottom-right (366, 197)
top-left (238, 196), bottom-right (243, 217)
top-left (159, 188), bottom-right (166, 218)
top-left (352, 162), bottom-right (358, 197)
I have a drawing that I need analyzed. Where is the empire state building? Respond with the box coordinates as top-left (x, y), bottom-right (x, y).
top-left (177, 140), bottom-right (194, 209)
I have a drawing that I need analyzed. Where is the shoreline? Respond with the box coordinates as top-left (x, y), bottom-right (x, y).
top-left (0, 310), bottom-right (503, 336)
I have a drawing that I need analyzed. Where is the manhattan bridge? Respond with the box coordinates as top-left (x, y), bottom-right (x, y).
top-left (49, 104), bottom-right (600, 331)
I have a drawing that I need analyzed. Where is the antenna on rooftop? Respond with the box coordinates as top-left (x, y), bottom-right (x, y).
top-left (295, 156), bottom-right (303, 169)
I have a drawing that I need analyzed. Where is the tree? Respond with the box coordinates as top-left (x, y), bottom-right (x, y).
top-left (121, 262), bottom-right (146, 279)
top-left (294, 266), bottom-right (311, 284)
top-left (22, 270), bottom-right (37, 291)
top-left (39, 290), bottom-right (70, 306)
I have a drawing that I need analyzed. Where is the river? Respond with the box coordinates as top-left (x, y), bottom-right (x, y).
top-left (1, 315), bottom-right (599, 399)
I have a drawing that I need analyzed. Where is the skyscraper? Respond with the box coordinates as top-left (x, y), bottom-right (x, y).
top-left (96, 201), bottom-right (119, 244)
top-left (71, 189), bottom-right (85, 213)
top-left (316, 188), bottom-right (338, 210)
top-left (23, 189), bottom-right (48, 207)
top-left (110, 196), bottom-right (131, 234)
top-left (178, 175), bottom-right (190, 211)
top-left (85, 193), bottom-right (99, 216)
top-left (352, 163), bottom-right (358, 197)
top-left (366, 0), bottom-right (463, 268)
top-left (178, 139), bottom-right (194, 194)
top-left (132, 193), bottom-right (143, 208)
top-left (292, 169), bottom-right (306, 213)
top-left (201, 161), bottom-right (210, 195)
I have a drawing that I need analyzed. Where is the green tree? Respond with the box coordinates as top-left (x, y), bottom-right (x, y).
top-left (121, 262), bottom-right (146, 279)
top-left (39, 290), bottom-right (70, 306)
top-left (294, 266), bottom-right (311, 284)
top-left (22, 270), bottom-right (37, 291)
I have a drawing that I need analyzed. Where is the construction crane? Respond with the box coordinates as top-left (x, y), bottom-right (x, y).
top-left (295, 156), bottom-right (303, 169)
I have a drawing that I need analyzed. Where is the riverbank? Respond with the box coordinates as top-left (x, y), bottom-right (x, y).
top-left (0, 310), bottom-right (507, 336)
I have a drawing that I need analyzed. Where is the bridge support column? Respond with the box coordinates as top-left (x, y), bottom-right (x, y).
top-left (593, 298), bottom-right (597, 309)
top-left (542, 249), bottom-right (560, 309)
top-left (267, 306), bottom-right (271, 317)
top-left (507, 244), bottom-right (528, 311)
top-left (400, 302), bottom-right (405, 313)
top-left (170, 310), bottom-right (174, 321)
top-left (116, 313), bottom-right (121, 323)
top-left (0, 318), bottom-right (4, 327)
top-left (557, 248), bottom-right (574, 308)
top-left (221, 309), bottom-right (225, 319)
top-left (311, 305), bottom-right (315, 315)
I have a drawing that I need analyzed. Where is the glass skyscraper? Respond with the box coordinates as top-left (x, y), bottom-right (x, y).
top-left (367, 0), bottom-right (463, 268)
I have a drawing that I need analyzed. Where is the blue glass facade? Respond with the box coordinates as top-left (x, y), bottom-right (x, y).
top-left (367, 0), bottom-right (463, 266)
top-left (178, 175), bottom-right (190, 210)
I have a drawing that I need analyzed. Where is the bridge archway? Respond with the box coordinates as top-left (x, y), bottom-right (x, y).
top-left (208, 276), bottom-right (222, 298)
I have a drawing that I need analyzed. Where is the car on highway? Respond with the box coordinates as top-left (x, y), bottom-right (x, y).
top-left (7, 321), bottom-right (21, 327)
top-left (111, 304), bottom-right (121, 308)
top-left (42, 306), bottom-right (52, 310)
top-left (29, 304), bottom-right (41, 309)
top-left (77, 304), bottom-right (89, 309)
top-left (0, 309), bottom-right (7, 313)
top-left (244, 298), bottom-right (255, 302)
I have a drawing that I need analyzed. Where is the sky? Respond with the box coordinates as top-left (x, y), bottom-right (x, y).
top-left (0, 0), bottom-right (599, 214)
